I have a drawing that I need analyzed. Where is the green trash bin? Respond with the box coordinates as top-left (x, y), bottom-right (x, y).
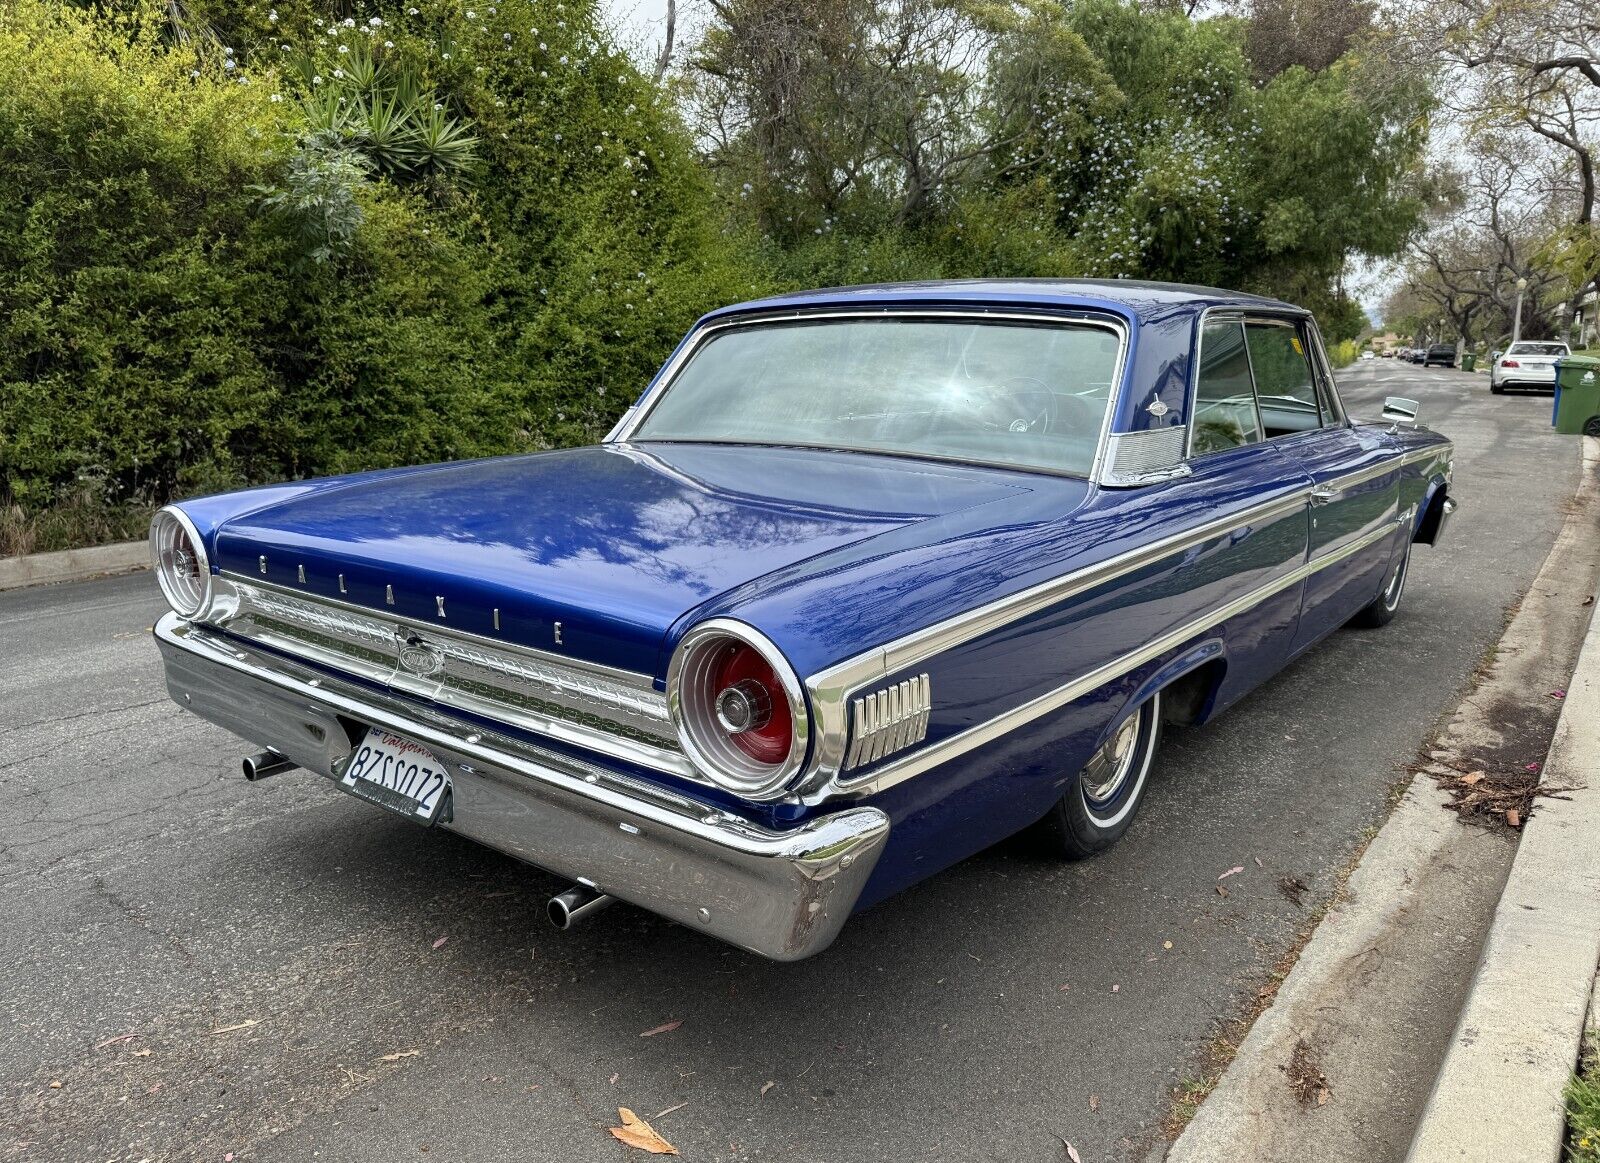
top-left (1553, 355), bottom-right (1600, 435)
top-left (1461, 352), bottom-right (1477, 372)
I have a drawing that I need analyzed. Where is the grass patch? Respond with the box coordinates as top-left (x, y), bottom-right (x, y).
top-left (1569, 1026), bottom-right (1600, 1161)
top-left (1, 496), bottom-right (153, 557)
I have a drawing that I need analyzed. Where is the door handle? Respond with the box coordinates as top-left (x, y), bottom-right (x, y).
top-left (1309, 485), bottom-right (1340, 505)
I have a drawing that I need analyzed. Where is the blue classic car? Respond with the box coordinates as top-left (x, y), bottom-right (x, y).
top-left (151, 280), bottom-right (1455, 959)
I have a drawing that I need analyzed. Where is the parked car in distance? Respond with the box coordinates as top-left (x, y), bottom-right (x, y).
top-left (1381, 350), bottom-right (1396, 358)
top-left (150, 280), bottom-right (1456, 960)
top-left (1424, 344), bottom-right (1457, 367)
top-left (1360, 351), bottom-right (1376, 361)
top-left (1490, 341), bottom-right (1571, 395)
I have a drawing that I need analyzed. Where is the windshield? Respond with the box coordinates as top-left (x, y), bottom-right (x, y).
top-left (630, 317), bottom-right (1122, 477)
top-left (1507, 343), bottom-right (1567, 356)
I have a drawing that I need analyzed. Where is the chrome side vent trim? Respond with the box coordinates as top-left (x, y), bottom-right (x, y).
top-left (1098, 427), bottom-right (1191, 487)
top-left (844, 674), bottom-right (931, 770)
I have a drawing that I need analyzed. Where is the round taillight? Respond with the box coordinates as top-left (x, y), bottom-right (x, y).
top-left (149, 506), bottom-right (211, 619)
top-left (668, 620), bottom-right (808, 799)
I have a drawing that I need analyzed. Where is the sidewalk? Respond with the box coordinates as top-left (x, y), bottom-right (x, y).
top-left (0, 539), bottom-right (146, 590)
top-left (1166, 437), bottom-right (1600, 1162)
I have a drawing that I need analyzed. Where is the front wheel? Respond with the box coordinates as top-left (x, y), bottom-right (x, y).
top-left (1351, 541), bottom-right (1410, 628)
top-left (1039, 689), bottom-right (1162, 859)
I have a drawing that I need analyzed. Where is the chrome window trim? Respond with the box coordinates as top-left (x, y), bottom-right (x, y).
top-left (606, 307), bottom-right (1133, 488)
top-left (1185, 305), bottom-right (1352, 463)
top-left (209, 573), bottom-right (698, 784)
top-left (811, 507), bottom-right (1411, 801)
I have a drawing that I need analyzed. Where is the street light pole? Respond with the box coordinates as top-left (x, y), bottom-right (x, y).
top-left (1512, 276), bottom-right (1527, 345)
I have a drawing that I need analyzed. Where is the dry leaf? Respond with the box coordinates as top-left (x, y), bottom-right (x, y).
top-left (1111, 984), bottom-right (1120, 993)
top-left (1253, 857), bottom-right (1264, 868)
top-left (1216, 885), bottom-right (1229, 898)
top-left (1162, 940), bottom-right (1173, 950)
top-left (654, 1102), bottom-right (688, 1119)
top-left (432, 936), bottom-right (448, 950)
top-left (1506, 809), bottom-right (1521, 828)
top-left (1460, 772), bottom-right (1485, 786)
top-left (379, 1050), bottom-right (421, 1062)
top-left (1061, 1139), bottom-right (1082, 1162)
top-left (1316, 1086), bottom-right (1331, 1107)
top-left (209, 1020), bottom-right (258, 1036)
top-left (1219, 865), bottom-right (1244, 880)
top-left (48, 1081), bottom-right (62, 1090)
top-left (639, 1020), bottom-right (683, 1038)
top-left (132, 1049), bottom-right (152, 1058)
top-left (760, 1081), bottom-right (776, 1097)
top-left (609, 1073), bottom-right (620, 1085)
top-left (608, 1108), bottom-right (678, 1155)
top-left (1089, 1093), bottom-right (1100, 1112)
top-left (94, 1033), bottom-right (138, 1050)
top-left (1550, 689), bottom-right (1567, 699)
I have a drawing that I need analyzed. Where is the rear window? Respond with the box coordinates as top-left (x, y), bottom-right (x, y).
top-left (1507, 343), bottom-right (1567, 357)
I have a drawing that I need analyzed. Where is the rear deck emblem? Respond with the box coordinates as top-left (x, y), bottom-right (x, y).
top-left (396, 633), bottom-right (445, 678)
top-left (1147, 399), bottom-right (1170, 418)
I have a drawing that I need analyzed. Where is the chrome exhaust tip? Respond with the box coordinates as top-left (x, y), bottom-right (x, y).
top-left (548, 883), bottom-right (614, 930)
top-left (242, 750), bottom-right (296, 781)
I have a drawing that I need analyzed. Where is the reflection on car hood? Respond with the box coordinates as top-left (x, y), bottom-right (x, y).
top-left (209, 443), bottom-right (1044, 673)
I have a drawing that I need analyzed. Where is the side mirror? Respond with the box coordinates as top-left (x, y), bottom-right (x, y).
top-left (1382, 396), bottom-right (1419, 428)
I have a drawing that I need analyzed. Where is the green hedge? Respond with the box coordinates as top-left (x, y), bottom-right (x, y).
top-left (0, 0), bottom-right (760, 542)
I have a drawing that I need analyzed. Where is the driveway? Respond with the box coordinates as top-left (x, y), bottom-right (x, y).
top-left (0, 360), bottom-right (1575, 1162)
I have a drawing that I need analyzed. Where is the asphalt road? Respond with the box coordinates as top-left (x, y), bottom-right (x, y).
top-left (0, 360), bottom-right (1579, 1163)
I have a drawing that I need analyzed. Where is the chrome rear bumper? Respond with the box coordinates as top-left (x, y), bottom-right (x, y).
top-left (155, 614), bottom-right (889, 960)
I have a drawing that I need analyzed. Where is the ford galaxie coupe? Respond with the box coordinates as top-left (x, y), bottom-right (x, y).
top-left (152, 280), bottom-right (1455, 960)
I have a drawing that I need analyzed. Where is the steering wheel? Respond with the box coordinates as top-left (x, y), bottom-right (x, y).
top-left (980, 376), bottom-right (1059, 434)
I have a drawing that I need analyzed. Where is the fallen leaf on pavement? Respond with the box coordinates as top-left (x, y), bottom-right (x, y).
top-left (1060, 1138), bottom-right (1082, 1162)
top-left (94, 1033), bottom-right (139, 1050)
top-left (1506, 808), bottom-right (1521, 828)
top-left (1584, 595), bottom-right (1594, 607)
top-left (1525, 763), bottom-right (1541, 773)
top-left (48, 1081), bottom-right (62, 1090)
top-left (1218, 865), bottom-right (1244, 880)
top-left (609, 1073), bottom-right (620, 1085)
top-left (654, 1102), bottom-right (688, 1118)
top-left (609, 1108), bottom-right (678, 1155)
top-left (1550, 689), bottom-right (1567, 699)
top-left (639, 1020), bottom-right (683, 1038)
top-left (1111, 984), bottom-right (1120, 993)
top-left (379, 1050), bottom-right (421, 1062)
top-left (1216, 885), bottom-right (1229, 898)
top-left (432, 936), bottom-right (448, 949)
top-left (209, 1020), bottom-right (258, 1035)
top-left (1317, 1086), bottom-right (1331, 1106)
top-left (1253, 857), bottom-right (1264, 868)
top-left (760, 1081), bottom-right (775, 1097)
top-left (132, 1049), bottom-right (152, 1058)
top-left (1460, 772), bottom-right (1485, 786)
top-left (1089, 1093), bottom-right (1100, 1112)
top-left (1162, 940), bottom-right (1173, 950)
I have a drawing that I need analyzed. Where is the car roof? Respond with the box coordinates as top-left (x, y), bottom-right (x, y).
top-left (701, 278), bottom-right (1303, 326)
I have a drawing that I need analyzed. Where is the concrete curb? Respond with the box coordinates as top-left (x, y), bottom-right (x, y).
top-left (1406, 487), bottom-right (1600, 1158)
top-left (1166, 436), bottom-right (1600, 1162)
top-left (0, 540), bottom-right (148, 591)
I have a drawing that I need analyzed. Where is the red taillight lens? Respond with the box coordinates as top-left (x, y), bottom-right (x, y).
top-left (1503, 359), bottom-right (1520, 368)
top-left (711, 642), bottom-right (793, 765)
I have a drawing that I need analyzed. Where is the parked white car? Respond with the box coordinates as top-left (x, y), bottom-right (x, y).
top-left (1490, 341), bottom-right (1570, 394)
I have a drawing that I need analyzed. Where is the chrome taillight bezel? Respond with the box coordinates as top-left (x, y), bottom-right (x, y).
top-left (149, 506), bottom-right (213, 620)
top-left (666, 619), bottom-right (810, 800)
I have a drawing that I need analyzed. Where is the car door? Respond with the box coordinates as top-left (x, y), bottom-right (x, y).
top-left (1242, 316), bottom-right (1401, 652)
top-left (1186, 313), bottom-right (1314, 660)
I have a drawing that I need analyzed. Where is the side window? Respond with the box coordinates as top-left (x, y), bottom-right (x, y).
top-left (1191, 318), bottom-right (1262, 455)
top-left (1244, 321), bottom-right (1324, 438)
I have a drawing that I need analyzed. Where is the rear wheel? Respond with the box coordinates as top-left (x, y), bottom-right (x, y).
top-left (1039, 690), bottom-right (1162, 859)
top-left (1351, 541), bottom-right (1410, 628)
top-left (1490, 379), bottom-right (1505, 395)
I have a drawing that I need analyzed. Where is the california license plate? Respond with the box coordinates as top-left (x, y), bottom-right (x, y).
top-left (340, 729), bottom-right (451, 823)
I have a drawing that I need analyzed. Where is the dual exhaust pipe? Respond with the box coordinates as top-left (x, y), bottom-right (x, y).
top-left (240, 751), bottom-right (614, 929)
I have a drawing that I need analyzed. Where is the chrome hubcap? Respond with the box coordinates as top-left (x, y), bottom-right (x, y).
top-left (1082, 710), bottom-right (1142, 805)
